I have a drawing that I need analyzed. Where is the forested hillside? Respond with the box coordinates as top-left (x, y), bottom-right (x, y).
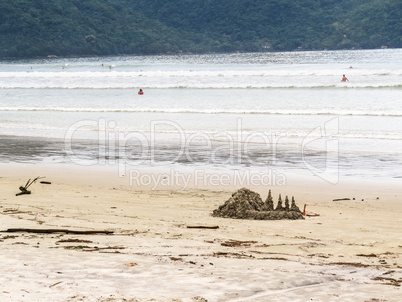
top-left (0, 0), bottom-right (400, 59)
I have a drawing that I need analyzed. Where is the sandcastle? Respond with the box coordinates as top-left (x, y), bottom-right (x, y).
top-left (212, 188), bottom-right (304, 220)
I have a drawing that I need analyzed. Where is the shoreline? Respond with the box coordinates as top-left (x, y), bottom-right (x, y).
top-left (0, 161), bottom-right (401, 301)
top-left (1, 132), bottom-right (401, 186)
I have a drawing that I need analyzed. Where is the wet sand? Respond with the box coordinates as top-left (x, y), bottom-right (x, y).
top-left (0, 163), bottom-right (401, 301)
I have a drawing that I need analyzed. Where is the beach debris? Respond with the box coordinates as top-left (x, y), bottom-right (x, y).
top-left (187, 225), bottom-right (219, 229)
top-left (1, 235), bottom-right (18, 240)
top-left (212, 188), bottom-right (304, 220)
top-left (356, 253), bottom-right (378, 257)
top-left (40, 181), bottom-right (52, 185)
top-left (333, 198), bottom-right (351, 201)
top-left (2, 228), bottom-right (114, 235)
top-left (372, 276), bottom-right (402, 287)
top-left (62, 245), bottom-right (124, 252)
top-left (329, 262), bottom-right (369, 268)
top-left (221, 240), bottom-right (257, 247)
top-left (56, 238), bottom-right (93, 244)
top-left (49, 281), bottom-right (63, 288)
top-left (192, 296), bottom-right (208, 302)
top-left (3, 208), bottom-right (20, 213)
top-left (213, 251), bottom-right (255, 259)
top-left (302, 204), bottom-right (320, 216)
top-left (16, 176), bottom-right (45, 196)
top-left (305, 212), bottom-right (320, 217)
top-left (126, 262), bottom-right (138, 267)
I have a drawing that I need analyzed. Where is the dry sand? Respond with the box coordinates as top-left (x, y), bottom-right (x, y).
top-left (0, 163), bottom-right (401, 302)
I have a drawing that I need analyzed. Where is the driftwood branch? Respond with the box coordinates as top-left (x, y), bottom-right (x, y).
top-left (3, 228), bottom-right (114, 235)
top-left (16, 176), bottom-right (46, 196)
top-left (16, 187), bottom-right (31, 196)
top-left (187, 225), bottom-right (219, 229)
top-left (49, 281), bottom-right (63, 288)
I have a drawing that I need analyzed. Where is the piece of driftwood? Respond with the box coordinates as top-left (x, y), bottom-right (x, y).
top-left (187, 225), bottom-right (219, 229)
top-left (333, 198), bottom-right (351, 201)
top-left (49, 281), bottom-right (63, 288)
top-left (3, 228), bottom-right (114, 235)
top-left (16, 176), bottom-right (45, 196)
top-left (16, 187), bottom-right (31, 196)
top-left (40, 181), bottom-right (52, 184)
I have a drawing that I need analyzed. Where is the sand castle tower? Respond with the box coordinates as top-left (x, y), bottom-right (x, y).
top-left (284, 196), bottom-right (290, 211)
top-left (291, 196), bottom-right (302, 212)
top-left (264, 189), bottom-right (275, 211)
top-left (275, 194), bottom-right (284, 211)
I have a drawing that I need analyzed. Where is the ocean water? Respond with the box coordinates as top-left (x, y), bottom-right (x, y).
top-left (0, 49), bottom-right (401, 185)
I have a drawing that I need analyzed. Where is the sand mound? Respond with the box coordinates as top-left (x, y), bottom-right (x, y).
top-left (212, 188), bottom-right (304, 220)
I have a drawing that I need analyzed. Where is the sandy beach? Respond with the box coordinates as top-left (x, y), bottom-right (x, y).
top-left (1, 48), bottom-right (401, 302)
top-left (0, 162), bottom-right (401, 302)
